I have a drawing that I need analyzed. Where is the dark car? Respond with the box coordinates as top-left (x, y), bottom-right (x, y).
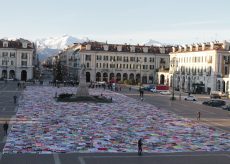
top-left (222, 105), bottom-right (230, 111)
top-left (202, 100), bottom-right (226, 107)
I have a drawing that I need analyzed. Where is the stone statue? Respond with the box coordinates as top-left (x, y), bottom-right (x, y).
top-left (81, 64), bottom-right (86, 76)
top-left (76, 63), bottom-right (89, 96)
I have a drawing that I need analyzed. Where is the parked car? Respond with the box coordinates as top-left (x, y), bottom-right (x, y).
top-left (202, 100), bottom-right (226, 107)
top-left (150, 88), bottom-right (157, 93)
top-left (221, 105), bottom-right (230, 111)
top-left (160, 91), bottom-right (171, 95)
top-left (210, 91), bottom-right (221, 99)
top-left (144, 84), bottom-right (155, 91)
top-left (184, 95), bottom-right (197, 101)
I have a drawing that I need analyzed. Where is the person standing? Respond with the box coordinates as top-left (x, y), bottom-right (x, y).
top-left (13, 95), bottom-right (17, 104)
top-left (3, 121), bottom-right (9, 135)
top-left (138, 138), bottom-right (143, 155)
top-left (197, 111), bottom-right (201, 121)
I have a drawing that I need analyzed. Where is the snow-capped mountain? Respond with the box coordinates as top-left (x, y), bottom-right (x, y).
top-left (36, 35), bottom-right (89, 61)
top-left (143, 39), bottom-right (163, 46)
top-left (35, 35), bottom-right (89, 50)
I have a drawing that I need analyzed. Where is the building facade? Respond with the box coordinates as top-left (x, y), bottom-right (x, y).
top-left (166, 41), bottom-right (230, 94)
top-left (73, 42), bottom-right (172, 84)
top-left (0, 39), bottom-right (36, 81)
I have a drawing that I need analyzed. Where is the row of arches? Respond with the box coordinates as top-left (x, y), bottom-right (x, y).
top-left (1, 70), bottom-right (27, 81)
top-left (85, 72), bottom-right (153, 84)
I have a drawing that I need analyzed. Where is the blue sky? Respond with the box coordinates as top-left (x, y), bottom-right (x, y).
top-left (0, 0), bottom-right (229, 44)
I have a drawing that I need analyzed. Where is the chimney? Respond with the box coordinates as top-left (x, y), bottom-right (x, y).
top-left (183, 45), bottom-right (187, 51)
top-left (210, 42), bottom-right (214, 50)
top-left (143, 47), bottom-right (148, 53)
top-left (86, 44), bottom-right (91, 50)
top-left (103, 45), bottom-right (109, 51)
top-left (202, 43), bottom-right (206, 51)
top-left (117, 45), bottom-right (122, 52)
top-left (130, 46), bottom-right (135, 52)
top-left (172, 47), bottom-right (176, 52)
top-left (160, 47), bottom-right (165, 54)
top-left (195, 44), bottom-right (199, 51)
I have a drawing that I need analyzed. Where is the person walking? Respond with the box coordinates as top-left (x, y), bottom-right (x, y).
top-left (138, 138), bottom-right (143, 155)
top-left (3, 121), bottom-right (9, 135)
top-left (13, 95), bottom-right (17, 104)
top-left (197, 111), bottom-right (201, 121)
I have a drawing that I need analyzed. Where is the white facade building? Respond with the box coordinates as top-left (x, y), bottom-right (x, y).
top-left (166, 41), bottom-right (230, 94)
top-left (73, 42), bottom-right (172, 84)
top-left (0, 39), bottom-right (35, 81)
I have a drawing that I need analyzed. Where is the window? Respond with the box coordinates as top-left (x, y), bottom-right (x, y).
top-left (144, 57), bottom-right (147, 62)
top-left (2, 60), bottom-right (8, 65)
top-left (130, 57), bottom-right (136, 62)
top-left (10, 52), bottom-right (16, 58)
top-left (225, 66), bottom-right (228, 75)
top-left (123, 57), bottom-right (129, 62)
top-left (149, 57), bottom-right (154, 62)
top-left (3, 42), bottom-right (8, 47)
top-left (96, 55), bottom-right (102, 60)
top-left (2, 52), bottom-right (8, 57)
top-left (117, 56), bottom-right (122, 61)
top-left (86, 63), bottom-right (90, 68)
top-left (110, 56), bottom-right (115, 61)
top-left (11, 61), bottom-right (14, 65)
top-left (103, 56), bottom-right (108, 61)
top-left (21, 53), bottom-right (28, 59)
top-left (150, 65), bottom-right (155, 70)
top-left (85, 55), bottom-right (91, 61)
top-left (21, 61), bottom-right (27, 66)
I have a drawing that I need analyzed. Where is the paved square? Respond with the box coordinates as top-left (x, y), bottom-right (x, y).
top-left (3, 86), bottom-right (230, 153)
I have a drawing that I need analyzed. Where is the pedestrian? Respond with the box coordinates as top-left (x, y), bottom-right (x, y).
top-left (129, 86), bottom-right (131, 91)
top-left (138, 138), bottom-right (143, 155)
top-left (197, 111), bottom-right (201, 121)
top-left (13, 95), bottom-right (17, 104)
top-left (3, 121), bottom-right (9, 135)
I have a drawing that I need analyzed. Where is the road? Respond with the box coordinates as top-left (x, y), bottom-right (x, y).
top-left (121, 87), bottom-right (230, 132)
top-left (0, 82), bottom-right (229, 164)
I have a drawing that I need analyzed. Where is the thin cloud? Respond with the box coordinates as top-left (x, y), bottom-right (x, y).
top-left (171, 20), bottom-right (219, 27)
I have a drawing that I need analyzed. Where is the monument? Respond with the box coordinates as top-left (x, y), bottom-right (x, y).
top-left (57, 64), bottom-right (111, 103)
top-left (76, 64), bottom-right (89, 96)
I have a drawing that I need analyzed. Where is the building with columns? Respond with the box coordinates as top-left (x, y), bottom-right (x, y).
top-left (0, 38), bottom-right (36, 81)
top-left (71, 42), bottom-right (172, 84)
top-left (166, 41), bottom-right (230, 94)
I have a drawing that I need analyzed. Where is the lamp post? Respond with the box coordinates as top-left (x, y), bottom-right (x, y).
top-left (170, 57), bottom-right (178, 100)
top-left (137, 58), bottom-right (142, 86)
top-left (3, 56), bottom-right (9, 83)
top-left (111, 59), bottom-right (115, 83)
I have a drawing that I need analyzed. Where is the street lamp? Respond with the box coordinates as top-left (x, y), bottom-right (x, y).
top-left (137, 58), bottom-right (142, 86)
top-left (3, 56), bottom-right (9, 83)
top-left (111, 59), bottom-right (116, 83)
top-left (170, 57), bottom-right (178, 100)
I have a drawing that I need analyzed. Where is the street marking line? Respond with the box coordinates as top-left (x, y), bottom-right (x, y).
top-left (53, 154), bottom-right (62, 164)
top-left (82, 154), bottom-right (230, 158)
top-left (78, 157), bottom-right (86, 164)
